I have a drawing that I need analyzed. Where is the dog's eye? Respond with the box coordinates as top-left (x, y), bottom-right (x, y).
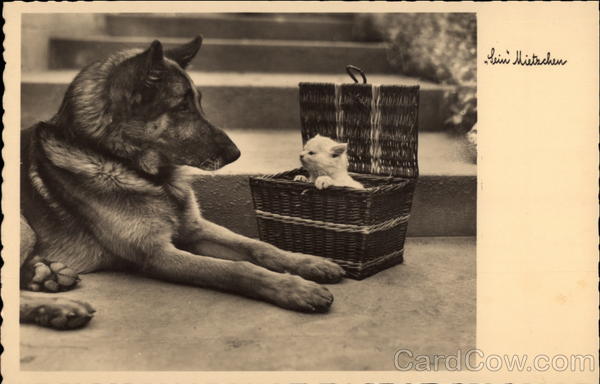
top-left (308, 151), bottom-right (315, 155)
top-left (331, 154), bottom-right (339, 158)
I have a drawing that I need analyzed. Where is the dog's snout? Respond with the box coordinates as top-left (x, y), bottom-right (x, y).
top-left (210, 127), bottom-right (240, 166)
top-left (225, 145), bottom-right (241, 164)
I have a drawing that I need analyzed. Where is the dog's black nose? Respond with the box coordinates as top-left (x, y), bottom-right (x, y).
top-left (224, 145), bottom-right (241, 164)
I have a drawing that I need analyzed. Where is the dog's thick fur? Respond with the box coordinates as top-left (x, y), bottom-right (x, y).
top-left (20, 37), bottom-right (345, 330)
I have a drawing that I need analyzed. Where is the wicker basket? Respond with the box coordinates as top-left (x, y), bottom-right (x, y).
top-left (249, 66), bottom-right (419, 279)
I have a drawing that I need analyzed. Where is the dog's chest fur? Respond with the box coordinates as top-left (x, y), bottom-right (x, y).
top-left (22, 127), bottom-right (202, 272)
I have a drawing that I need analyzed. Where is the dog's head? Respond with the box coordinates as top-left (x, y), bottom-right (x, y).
top-left (57, 37), bottom-right (240, 173)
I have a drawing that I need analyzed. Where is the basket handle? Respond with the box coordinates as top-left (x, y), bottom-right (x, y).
top-left (346, 65), bottom-right (367, 84)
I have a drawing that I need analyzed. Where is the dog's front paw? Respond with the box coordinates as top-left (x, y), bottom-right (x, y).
top-left (293, 175), bottom-right (309, 183)
top-left (250, 244), bottom-right (345, 283)
top-left (315, 176), bottom-right (333, 190)
top-left (291, 254), bottom-right (345, 284)
top-left (21, 256), bottom-right (80, 292)
top-left (272, 275), bottom-right (334, 313)
top-left (22, 297), bottom-right (95, 330)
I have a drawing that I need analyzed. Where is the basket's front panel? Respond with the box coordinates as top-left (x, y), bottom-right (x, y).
top-left (357, 252), bottom-right (404, 280)
top-left (255, 217), bottom-right (407, 280)
top-left (255, 218), bottom-right (367, 263)
top-left (367, 179), bottom-right (417, 225)
top-left (250, 173), bottom-right (372, 226)
top-left (364, 224), bottom-right (409, 260)
top-left (250, 174), bottom-right (416, 279)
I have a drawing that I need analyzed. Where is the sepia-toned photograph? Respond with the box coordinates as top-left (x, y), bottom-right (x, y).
top-left (18, 11), bottom-right (477, 371)
top-left (4, 3), bottom-right (598, 384)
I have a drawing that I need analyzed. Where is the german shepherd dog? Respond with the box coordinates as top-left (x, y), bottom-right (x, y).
top-left (20, 37), bottom-right (345, 330)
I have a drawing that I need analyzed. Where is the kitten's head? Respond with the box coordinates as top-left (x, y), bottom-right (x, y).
top-left (300, 134), bottom-right (349, 175)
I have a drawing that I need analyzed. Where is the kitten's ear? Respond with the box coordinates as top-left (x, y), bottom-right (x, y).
top-left (331, 143), bottom-right (347, 156)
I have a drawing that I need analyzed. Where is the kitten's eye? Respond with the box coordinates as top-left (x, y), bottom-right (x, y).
top-left (308, 151), bottom-right (315, 155)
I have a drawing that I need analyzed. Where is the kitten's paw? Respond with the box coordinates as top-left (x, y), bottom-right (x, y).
top-left (294, 175), bottom-right (309, 183)
top-left (315, 176), bottom-right (333, 190)
top-left (21, 256), bottom-right (80, 292)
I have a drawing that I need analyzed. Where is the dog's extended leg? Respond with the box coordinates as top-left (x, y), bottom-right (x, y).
top-left (180, 218), bottom-right (345, 284)
top-left (170, 173), bottom-right (344, 283)
top-left (141, 244), bottom-right (334, 312)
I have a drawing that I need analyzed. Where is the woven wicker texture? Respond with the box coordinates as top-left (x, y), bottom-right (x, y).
top-left (251, 169), bottom-right (413, 226)
top-left (249, 68), bottom-right (420, 279)
top-left (250, 169), bottom-right (417, 279)
top-left (299, 83), bottom-right (419, 178)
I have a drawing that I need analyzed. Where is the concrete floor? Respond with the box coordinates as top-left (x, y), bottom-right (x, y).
top-left (20, 237), bottom-right (475, 371)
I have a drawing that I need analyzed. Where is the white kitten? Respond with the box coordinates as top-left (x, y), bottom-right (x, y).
top-left (294, 134), bottom-right (364, 190)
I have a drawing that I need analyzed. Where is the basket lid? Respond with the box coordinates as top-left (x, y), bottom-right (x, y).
top-left (299, 66), bottom-right (419, 178)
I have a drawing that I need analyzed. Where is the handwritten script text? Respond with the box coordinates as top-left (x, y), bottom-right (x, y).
top-left (484, 48), bottom-right (567, 66)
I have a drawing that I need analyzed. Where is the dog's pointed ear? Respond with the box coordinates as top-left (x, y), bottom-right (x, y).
top-left (140, 40), bottom-right (165, 88)
top-left (165, 36), bottom-right (202, 69)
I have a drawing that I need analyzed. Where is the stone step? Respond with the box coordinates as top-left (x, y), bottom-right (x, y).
top-left (48, 35), bottom-right (394, 73)
top-left (198, 175), bottom-right (475, 238)
top-left (191, 130), bottom-right (476, 237)
top-left (22, 71), bottom-right (459, 132)
top-left (21, 69), bottom-right (475, 237)
top-left (19, 88), bottom-right (476, 236)
top-left (106, 13), bottom-right (357, 41)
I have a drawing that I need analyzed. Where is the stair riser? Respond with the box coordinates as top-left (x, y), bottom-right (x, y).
top-left (106, 15), bottom-right (356, 42)
top-left (49, 38), bottom-right (395, 73)
top-left (195, 175), bottom-right (476, 238)
top-left (22, 82), bottom-right (446, 132)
